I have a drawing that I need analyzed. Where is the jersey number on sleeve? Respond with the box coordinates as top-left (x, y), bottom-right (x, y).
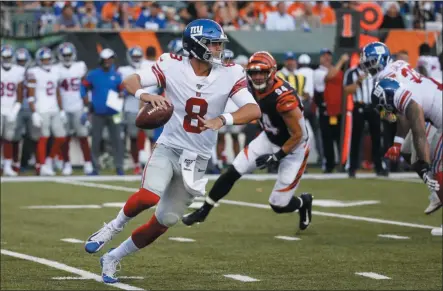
top-left (0, 82), bottom-right (16, 97)
top-left (401, 65), bottom-right (422, 83)
top-left (60, 78), bottom-right (80, 91)
top-left (183, 97), bottom-right (208, 133)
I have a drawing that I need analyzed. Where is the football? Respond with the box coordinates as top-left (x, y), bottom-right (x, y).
top-left (135, 102), bottom-right (174, 129)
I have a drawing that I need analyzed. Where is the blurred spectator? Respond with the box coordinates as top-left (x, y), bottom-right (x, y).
top-left (238, 2), bottom-right (259, 29)
top-left (313, 1), bottom-right (336, 25)
top-left (417, 43), bottom-right (442, 80)
top-left (54, 1), bottom-right (83, 16)
top-left (79, 1), bottom-right (99, 29)
top-left (37, 1), bottom-right (57, 35)
top-left (178, 7), bottom-right (193, 25)
top-left (213, 1), bottom-right (239, 30)
top-left (381, 2), bottom-right (405, 29)
top-left (165, 7), bottom-right (183, 31)
top-left (287, 1), bottom-right (304, 17)
top-left (101, 1), bottom-right (118, 29)
top-left (265, 1), bottom-right (295, 31)
top-left (135, 2), bottom-right (166, 30)
top-left (395, 50), bottom-right (409, 62)
top-left (413, 1), bottom-right (435, 29)
top-left (295, 2), bottom-right (321, 31)
top-left (112, 2), bottom-right (137, 29)
top-left (195, 1), bottom-right (210, 19)
top-left (54, 4), bottom-right (80, 31)
top-left (314, 49), bottom-right (348, 173)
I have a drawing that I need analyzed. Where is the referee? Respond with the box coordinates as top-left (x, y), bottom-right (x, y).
top-left (343, 65), bottom-right (388, 177)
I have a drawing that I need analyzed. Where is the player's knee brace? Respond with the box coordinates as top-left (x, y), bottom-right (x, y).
top-left (156, 212), bottom-right (180, 227)
top-left (270, 196), bottom-right (301, 214)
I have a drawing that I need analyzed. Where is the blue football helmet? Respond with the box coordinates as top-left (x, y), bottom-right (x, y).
top-left (126, 46), bottom-right (143, 68)
top-left (168, 38), bottom-right (188, 56)
top-left (360, 42), bottom-right (391, 76)
top-left (182, 19), bottom-right (228, 65)
top-left (35, 47), bottom-right (53, 70)
top-left (57, 42), bottom-right (77, 66)
top-left (15, 48), bottom-right (32, 68)
top-left (372, 77), bottom-right (402, 122)
top-left (1, 45), bottom-right (14, 69)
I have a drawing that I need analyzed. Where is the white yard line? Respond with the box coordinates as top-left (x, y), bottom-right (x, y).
top-left (355, 272), bottom-right (391, 280)
top-left (378, 234), bottom-right (410, 240)
top-left (168, 237), bottom-right (195, 242)
top-left (0, 172), bottom-right (419, 183)
top-left (1, 249), bottom-right (144, 291)
top-left (275, 236), bottom-right (301, 241)
top-left (22, 205), bottom-right (101, 209)
top-left (60, 238), bottom-right (85, 244)
top-left (52, 180), bottom-right (437, 230)
top-left (52, 276), bottom-right (144, 280)
top-left (223, 274), bottom-right (260, 282)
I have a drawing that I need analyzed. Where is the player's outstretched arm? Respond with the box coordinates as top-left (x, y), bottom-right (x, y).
top-left (405, 100), bottom-right (430, 163)
top-left (123, 73), bottom-right (170, 109)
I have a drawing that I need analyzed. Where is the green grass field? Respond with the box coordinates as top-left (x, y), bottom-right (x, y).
top-left (1, 175), bottom-right (442, 290)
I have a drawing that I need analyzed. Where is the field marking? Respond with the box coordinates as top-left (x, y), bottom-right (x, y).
top-left (60, 238), bottom-right (85, 244)
top-left (223, 274), bottom-right (260, 282)
top-left (22, 205), bottom-right (101, 209)
top-left (52, 276), bottom-right (144, 280)
top-left (313, 199), bottom-right (379, 207)
top-left (355, 272), bottom-right (391, 280)
top-left (0, 172), bottom-right (419, 183)
top-left (275, 236), bottom-right (301, 241)
top-left (1, 249), bottom-right (144, 291)
top-left (378, 234), bottom-right (410, 240)
top-left (53, 180), bottom-right (437, 230)
top-left (168, 237), bottom-right (195, 242)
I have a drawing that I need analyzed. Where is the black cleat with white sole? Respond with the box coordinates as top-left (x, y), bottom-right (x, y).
top-left (298, 193), bottom-right (313, 230)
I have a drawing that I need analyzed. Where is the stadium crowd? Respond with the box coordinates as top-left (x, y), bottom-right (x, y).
top-left (1, 0), bottom-right (443, 35)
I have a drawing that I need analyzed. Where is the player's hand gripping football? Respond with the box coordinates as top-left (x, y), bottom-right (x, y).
top-left (140, 93), bottom-right (171, 110)
top-left (197, 116), bottom-right (224, 131)
top-left (384, 143), bottom-right (402, 160)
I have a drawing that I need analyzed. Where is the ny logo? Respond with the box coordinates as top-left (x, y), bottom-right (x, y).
top-left (190, 26), bottom-right (203, 36)
top-left (196, 84), bottom-right (203, 89)
top-left (184, 159), bottom-right (194, 168)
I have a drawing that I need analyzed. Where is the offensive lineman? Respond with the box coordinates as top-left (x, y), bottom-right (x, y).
top-left (1, 45), bottom-right (25, 176)
top-left (83, 19), bottom-right (261, 283)
top-left (56, 42), bottom-right (93, 175)
top-left (183, 51), bottom-right (313, 229)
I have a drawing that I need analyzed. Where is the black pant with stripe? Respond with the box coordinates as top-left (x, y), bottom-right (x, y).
top-left (349, 103), bottom-right (384, 173)
top-left (319, 106), bottom-right (342, 172)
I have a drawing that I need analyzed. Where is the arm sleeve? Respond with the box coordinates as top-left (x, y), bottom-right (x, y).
top-left (230, 88), bottom-right (257, 108)
top-left (138, 53), bottom-right (171, 88)
top-left (394, 88), bottom-right (412, 113)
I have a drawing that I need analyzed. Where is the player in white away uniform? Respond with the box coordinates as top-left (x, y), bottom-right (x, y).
top-left (362, 42), bottom-right (442, 236)
top-left (27, 47), bottom-right (67, 176)
top-left (56, 42), bottom-right (93, 175)
top-left (417, 43), bottom-right (442, 82)
top-left (1, 45), bottom-right (25, 176)
top-left (84, 19), bottom-right (261, 283)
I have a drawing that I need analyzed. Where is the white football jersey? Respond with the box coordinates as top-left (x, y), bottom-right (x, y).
top-left (378, 61), bottom-right (442, 130)
top-left (140, 53), bottom-right (249, 157)
top-left (56, 61), bottom-right (87, 112)
top-left (26, 65), bottom-right (60, 113)
top-left (1, 64), bottom-right (25, 115)
top-left (417, 55), bottom-right (442, 81)
top-left (118, 64), bottom-right (160, 113)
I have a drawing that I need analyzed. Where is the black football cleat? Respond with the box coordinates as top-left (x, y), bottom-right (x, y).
top-left (182, 206), bottom-right (210, 226)
top-left (298, 193), bottom-right (313, 231)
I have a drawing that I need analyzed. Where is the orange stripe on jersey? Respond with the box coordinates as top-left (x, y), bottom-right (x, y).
top-left (276, 91), bottom-right (300, 113)
top-left (229, 77), bottom-right (247, 98)
top-left (243, 145), bottom-right (249, 160)
top-left (276, 147), bottom-right (310, 192)
top-left (399, 90), bottom-right (411, 112)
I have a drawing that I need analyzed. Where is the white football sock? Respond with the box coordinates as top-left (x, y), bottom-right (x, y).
top-left (3, 159), bottom-right (12, 168)
top-left (111, 209), bottom-right (131, 229)
top-left (109, 237), bottom-right (139, 260)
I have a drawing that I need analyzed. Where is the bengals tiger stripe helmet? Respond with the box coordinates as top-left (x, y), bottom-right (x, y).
top-left (246, 51), bottom-right (277, 91)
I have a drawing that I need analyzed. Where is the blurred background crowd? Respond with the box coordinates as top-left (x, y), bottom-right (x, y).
top-left (1, 0), bottom-right (443, 36)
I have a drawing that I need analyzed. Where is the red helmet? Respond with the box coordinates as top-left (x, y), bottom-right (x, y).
top-left (246, 51), bottom-right (277, 90)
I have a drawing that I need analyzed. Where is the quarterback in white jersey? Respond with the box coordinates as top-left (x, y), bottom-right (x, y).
top-left (55, 42), bottom-right (92, 175)
top-left (1, 45), bottom-right (25, 176)
top-left (27, 47), bottom-right (67, 176)
top-left (84, 19), bottom-right (261, 283)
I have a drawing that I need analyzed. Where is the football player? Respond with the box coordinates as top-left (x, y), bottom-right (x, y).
top-left (84, 19), bottom-right (261, 283)
top-left (372, 78), bottom-right (442, 236)
top-left (27, 47), bottom-right (67, 176)
top-left (56, 42), bottom-right (92, 175)
top-left (361, 42), bottom-right (442, 216)
top-left (1, 45), bottom-right (25, 176)
top-left (183, 51), bottom-right (313, 231)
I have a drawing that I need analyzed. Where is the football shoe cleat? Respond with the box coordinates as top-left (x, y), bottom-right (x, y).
top-left (85, 223), bottom-right (122, 254)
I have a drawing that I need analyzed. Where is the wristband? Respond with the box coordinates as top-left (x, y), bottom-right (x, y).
top-left (135, 89), bottom-right (148, 100)
top-left (394, 136), bottom-right (405, 145)
top-left (274, 149), bottom-right (287, 161)
top-left (222, 113), bottom-right (234, 126)
top-left (28, 96), bottom-right (36, 103)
